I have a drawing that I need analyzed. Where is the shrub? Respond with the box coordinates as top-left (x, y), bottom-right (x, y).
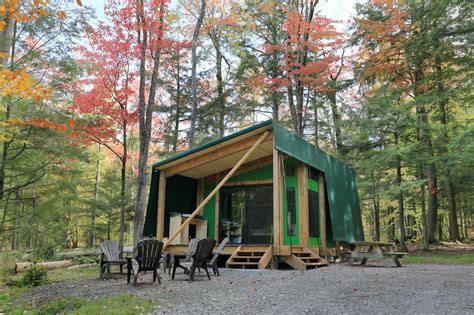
top-left (21, 265), bottom-right (48, 287)
top-left (37, 244), bottom-right (56, 261)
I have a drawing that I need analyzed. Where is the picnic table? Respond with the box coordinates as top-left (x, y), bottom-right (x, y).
top-left (346, 241), bottom-right (406, 267)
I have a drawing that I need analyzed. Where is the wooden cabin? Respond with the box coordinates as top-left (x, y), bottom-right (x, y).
top-left (143, 120), bottom-right (364, 270)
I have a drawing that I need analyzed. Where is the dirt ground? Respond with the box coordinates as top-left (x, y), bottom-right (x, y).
top-left (21, 262), bottom-right (474, 314)
top-left (407, 241), bottom-right (474, 256)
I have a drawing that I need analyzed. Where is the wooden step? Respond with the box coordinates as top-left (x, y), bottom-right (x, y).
top-left (299, 257), bottom-right (322, 262)
top-left (234, 253), bottom-right (262, 260)
top-left (279, 248), bottom-right (328, 270)
top-left (227, 262), bottom-right (259, 265)
top-left (226, 245), bottom-right (273, 269)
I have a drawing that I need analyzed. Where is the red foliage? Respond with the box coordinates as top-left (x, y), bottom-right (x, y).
top-left (70, 0), bottom-right (171, 158)
top-left (264, 11), bottom-right (345, 93)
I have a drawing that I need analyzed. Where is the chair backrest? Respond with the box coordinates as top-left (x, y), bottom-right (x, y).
top-left (209, 237), bottom-right (229, 265)
top-left (216, 237), bottom-right (229, 254)
top-left (134, 239), bottom-right (164, 271)
top-left (192, 238), bottom-right (217, 266)
top-left (99, 240), bottom-right (121, 261)
top-left (184, 238), bottom-right (200, 262)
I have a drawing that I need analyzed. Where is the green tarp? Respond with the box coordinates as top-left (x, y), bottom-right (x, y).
top-left (143, 171), bottom-right (197, 238)
top-left (273, 122), bottom-right (364, 242)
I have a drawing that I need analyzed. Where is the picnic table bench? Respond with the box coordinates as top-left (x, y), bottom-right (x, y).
top-left (346, 241), bottom-right (407, 267)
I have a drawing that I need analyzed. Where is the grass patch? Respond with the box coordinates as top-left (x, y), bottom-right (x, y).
top-left (6, 294), bottom-right (157, 315)
top-left (404, 254), bottom-right (474, 265)
top-left (0, 265), bottom-right (99, 313)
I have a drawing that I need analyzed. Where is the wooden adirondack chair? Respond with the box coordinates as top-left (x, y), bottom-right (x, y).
top-left (99, 240), bottom-right (127, 279)
top-left (127, 239), bottom-right (164, 286)
top-left (207, 237), bottom-right (229, 276)
top-left (167, 237), bottom-right (200, 275)
top-left (172, 238), bottom-right (217, 281)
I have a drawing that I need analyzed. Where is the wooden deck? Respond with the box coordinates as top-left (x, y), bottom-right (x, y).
top-left (166, 244), bottom-right (331, 270)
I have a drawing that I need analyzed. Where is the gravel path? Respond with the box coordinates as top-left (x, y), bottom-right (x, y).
top-left (22, 264), bottom-right (474, 314)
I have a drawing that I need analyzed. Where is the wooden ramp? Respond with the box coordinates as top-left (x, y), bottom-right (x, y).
top-left (226, 245), bottom-right (273, 269)
top-left (280, 248), bottom-right (328, 270)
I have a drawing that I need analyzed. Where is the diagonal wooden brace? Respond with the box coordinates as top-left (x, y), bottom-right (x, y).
top-left (163, 130), bottom-right (270, 250)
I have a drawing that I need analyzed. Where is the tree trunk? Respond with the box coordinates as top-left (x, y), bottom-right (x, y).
top-left (438, 214), bottom-right (443, 241)
top-left (215, 43), bottom-right (225, 137)
top-left (287, 82), bottom-right (299, 134)
top-left (11, 190), bottom-right (20, 250)
top-left (89, 144), bottom-right (101, 247)
top-left (119, 123), bottom-right (127, 253)
top-left (0, 14), bottom-right (15, 68)
top-left (188, 0), bottom-right (206, 148)
top-left (373, 195), bottom-right (380, 242)
top-left (395, 131), bottom-right (407, 252)
top-left (134, 0), bottom-right (166, 245)
top-left (327, 86), bottom-right (345, 156)
top-left (436, 65), bottom-right (460, 241)
top-left (172, 50), bottom-right (181, 153)
top-left (414, 64), bottom-right (439, 244)
top-left (387, 206), bottom-right (395, 241)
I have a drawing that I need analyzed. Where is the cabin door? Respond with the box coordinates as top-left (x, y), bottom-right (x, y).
top-left (219, 185), bottom-right (273, 244)
top-left (308, 167), bottom-right (320, 245)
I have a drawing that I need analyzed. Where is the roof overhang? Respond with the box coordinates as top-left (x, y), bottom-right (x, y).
top-left (155, 120), bottom-right (274, 179)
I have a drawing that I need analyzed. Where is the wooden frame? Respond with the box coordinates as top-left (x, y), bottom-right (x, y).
top-left (298, 162), bottom-right (309, 248)
top-left (273, 148), bottom-right (283, 255)
top-left (214, 173), bottom-right (221, 241)
top-left (203, 154), bottom-right (273, 186)
top-left (156, 170), bottom-right (166, 240)
top-left (163, 131), bottom-right (270, 250)
top-left (223, 179), bottom-right (272, 187)
top-left (163, 132), bottom-right (273, 178)
top-left (319, 173), bottom-right (327, 251)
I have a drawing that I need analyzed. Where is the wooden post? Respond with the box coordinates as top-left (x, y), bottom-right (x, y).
top-left (298, 162), bottom-right (309, 248)
top-left (163, 131), bottom-right (270, 250)
top-left (196, 178), bottom-right (204, 213)
top-left (156, 170), bottom-right (166, 240)
top-left (214, 173), bottom-right (221, 240)
top-left (273, 148), bottom-right (283, 255)
top-left (319, 173), bottom-right (327, 252)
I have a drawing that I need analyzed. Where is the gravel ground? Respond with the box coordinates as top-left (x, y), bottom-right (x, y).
top-left (22, 264), bottom-right (474, 314)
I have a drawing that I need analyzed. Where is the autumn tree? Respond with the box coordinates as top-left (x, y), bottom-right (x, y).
top-left (72, 2), bottom-right (138, 251)
top-left (134, 0), bottom-right (169, 245)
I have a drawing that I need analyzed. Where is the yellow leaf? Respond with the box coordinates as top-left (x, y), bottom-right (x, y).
top-left (57, 10), bottom-right (66, 20)
top-left (0, 5), bottom-right (6, 16)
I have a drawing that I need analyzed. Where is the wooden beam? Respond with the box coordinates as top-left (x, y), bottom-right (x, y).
top-left (319, 173), bottom-right (327, 251)
top-left (214, 173), bottom-right (221, 241)
top-left (223, 179), bottom-right (273, 187)
top-left (273, 148), bottom-right (282, 255)
top-left (163, 131), bottom-right (270, 250)
top-left (298, 162), bottom-right (309, 248)
top-left (196, 178), bottom-right (204, 214)
top-left (164, 132), bottom-right (273, 178)
top-left (156, 170), bottom-right (166, 240)
top-left (203, 154), bottom-right (273, 185)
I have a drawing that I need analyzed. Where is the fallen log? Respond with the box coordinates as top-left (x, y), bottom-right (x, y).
top-left (66, 263), bottom-right (97, 270)
top-left (15, 260), bottom-right (73, 273)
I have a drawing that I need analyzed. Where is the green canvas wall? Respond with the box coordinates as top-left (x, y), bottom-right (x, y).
top-left (273, 122), bottom-right (364, 242)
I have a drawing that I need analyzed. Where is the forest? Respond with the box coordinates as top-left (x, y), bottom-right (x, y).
top-left (0, 0), bottom-right (472, 259)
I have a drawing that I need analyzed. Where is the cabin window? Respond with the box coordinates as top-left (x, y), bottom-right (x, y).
top-left (220, 185), bottom-right (273, 244)
top-left (308, 190), bottom-right (320, 237)
top-left (286, 187), bottom-right (296, 236)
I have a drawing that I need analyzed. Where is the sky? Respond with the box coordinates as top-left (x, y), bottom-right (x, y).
top-left (83, 0), bottom-right (363, 22)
